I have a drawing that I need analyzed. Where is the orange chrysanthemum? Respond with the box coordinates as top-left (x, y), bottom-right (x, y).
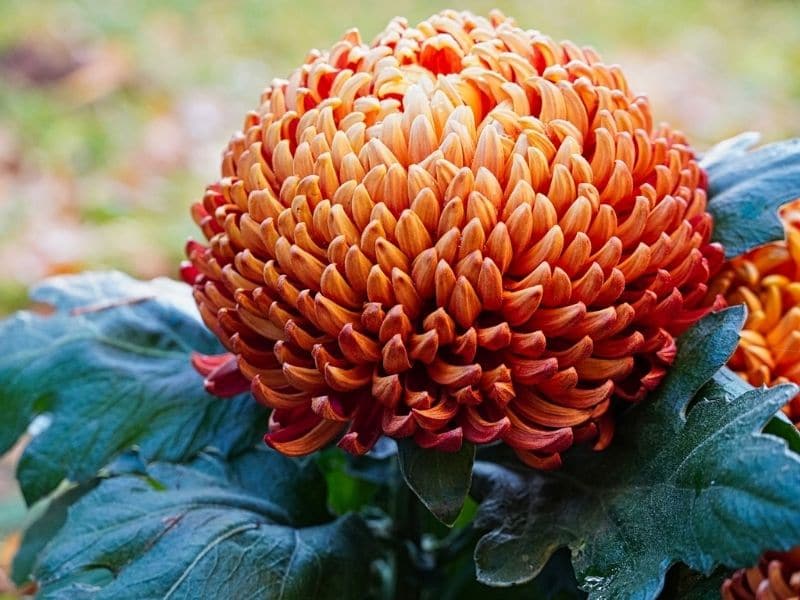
top-left (722, 548), bottom-right (800, 600)
top-left (711, 200), bottom-right (800, 423)
top-left (182, 10), bottom-right (724, 467)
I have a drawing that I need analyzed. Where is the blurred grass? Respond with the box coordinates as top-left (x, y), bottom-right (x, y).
top-left (0, 0), bottom-right (798, 315)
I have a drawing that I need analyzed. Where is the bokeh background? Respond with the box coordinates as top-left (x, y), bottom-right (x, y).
top-left (0, 0), bottom-right (799, 592)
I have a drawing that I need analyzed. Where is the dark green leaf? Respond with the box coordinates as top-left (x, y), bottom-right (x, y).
top-left (398, 440), bottom-right (475, 526)
top-left (12, 484), bottom-right (94, 585)
top-left (705, 367), bottom-right (800, 453)
top-left (34, 447), bottom-right (376, 599)
top-left (657, 564), bottom-right (727, 600)
top-left (204, 445), bottom-right (330, 526)
top-left (643, 306), bottom-right (745, 427)
top-left (703, 134), bottom-right (800, 257)
top-left (13, 446), bottom-right (157, 581)
top-left (0, 271), bottom-right (265, 504)
top-left (428, 544), bottom-right (583, 600)
top-left (472, 310), bottom-right (800, 599)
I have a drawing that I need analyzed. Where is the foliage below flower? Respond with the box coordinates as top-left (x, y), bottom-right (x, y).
top-left (183, 9), bottom-right (724, 466)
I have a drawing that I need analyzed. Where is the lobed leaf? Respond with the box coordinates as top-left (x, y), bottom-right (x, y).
top-left (472, 309), bottom-right (800, 599)
top-left (705, 367), bottom-right (800, 453)
top-left (0, 271), bottom-right (265, 504)
top-left (703, 134), bottom-right (800, 257)
top-left (33, 447), bottom-right (376, 599)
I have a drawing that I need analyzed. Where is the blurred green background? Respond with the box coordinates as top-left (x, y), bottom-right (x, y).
top-left (0, 0), bottom-right (798, 593)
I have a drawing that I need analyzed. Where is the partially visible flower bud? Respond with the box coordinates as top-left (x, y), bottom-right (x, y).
top-left (722, 547), bottom-right (800, 600)
top-left (183, 10), bottom-right (724, 466)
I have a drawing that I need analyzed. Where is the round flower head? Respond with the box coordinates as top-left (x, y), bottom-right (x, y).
top-left (711, 200), bottom-right (800, 423)
top-left (183, 10), bottom-right (724, 467)
top-left (722, 547), bottom-right (800, 599)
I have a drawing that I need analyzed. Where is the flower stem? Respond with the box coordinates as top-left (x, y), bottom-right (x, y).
top-left (394, 479), bottom-right (423, 600)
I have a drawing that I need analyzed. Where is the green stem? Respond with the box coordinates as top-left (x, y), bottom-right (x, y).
top-left (394, 480), bottom-right (423, 600)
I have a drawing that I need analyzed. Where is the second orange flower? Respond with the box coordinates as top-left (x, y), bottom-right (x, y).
top-left (713, 201), bottom-right (800, 424)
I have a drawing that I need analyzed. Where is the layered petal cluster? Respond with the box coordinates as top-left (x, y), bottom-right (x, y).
top-left (183, 10), bottom-right (724, 466)
top-left (711, 200), bottom-right (800, 423)
top-left (722, 548), bottom-right (800, 599)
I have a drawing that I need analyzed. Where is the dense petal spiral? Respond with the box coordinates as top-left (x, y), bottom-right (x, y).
top-left (722, 548), bottom-right (800, 600)
top-left (183, 10), bottom-right (723, 466)
top-left (711, 200), bottom-right (800, 423)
